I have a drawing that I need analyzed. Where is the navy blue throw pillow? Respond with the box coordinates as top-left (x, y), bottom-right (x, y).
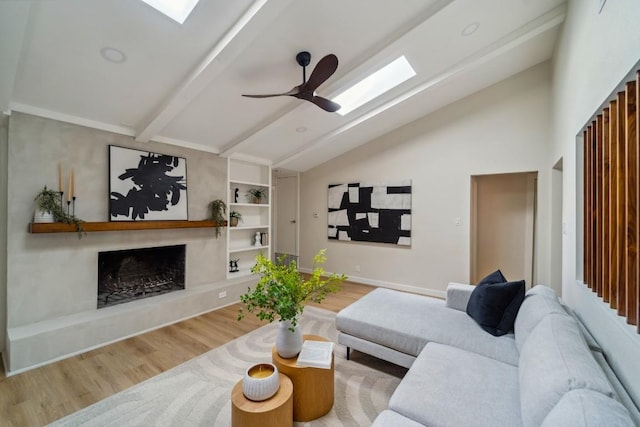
top-left (466, 280), bottom-right (525, 336)
top-left (477, 269), bottom-right (507, 285)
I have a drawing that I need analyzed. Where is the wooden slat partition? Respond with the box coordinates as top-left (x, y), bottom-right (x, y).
top-left (637, 71), bottom-right (640, 333)
top-left (609, 99), bottom-right (619, 309)
top-left (596, 115), bottom-right (603, 297)
top-left (628, 80), bottom-right (638, 326)
top-left (584, 129), bottom-right (591, 289)
top-left (603, 108), bottom-right (611, 302)
top-left (617, 91), bottom-right (627, 315)
top-left (582, 69), bottom-right (640, 334)
top-left (590, 123), bottom-right (597, 290)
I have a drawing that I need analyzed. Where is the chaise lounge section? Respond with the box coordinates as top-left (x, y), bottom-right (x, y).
top-left (336, 284), bottom-right (640, 426)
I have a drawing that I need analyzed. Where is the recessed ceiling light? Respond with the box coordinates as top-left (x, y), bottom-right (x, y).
top-left (139, 0), bottom-right (200, 24)
top-left (100, 47), bottom-right (127, 64)
top-left (462, 22), bottom-right (480, 36)
top-left (333, 56), bottom-right (416, 116)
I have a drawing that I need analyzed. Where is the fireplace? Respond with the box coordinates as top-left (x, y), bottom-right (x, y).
top-left (97, 245), bottom-right (185, 308)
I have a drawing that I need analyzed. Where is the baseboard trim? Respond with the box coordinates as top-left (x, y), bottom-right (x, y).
top-left (298, 269), bottom-right (446, 300)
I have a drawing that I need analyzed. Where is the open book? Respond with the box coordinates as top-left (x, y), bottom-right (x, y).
top-left (296, 340), bottom-right (334, 369)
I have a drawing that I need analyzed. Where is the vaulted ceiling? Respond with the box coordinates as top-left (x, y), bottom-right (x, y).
top-left (0, 0), bottom-right (566, 172)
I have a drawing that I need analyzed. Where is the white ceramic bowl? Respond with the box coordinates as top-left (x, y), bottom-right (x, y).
top-left (242, 363), bottom-right (280, 401)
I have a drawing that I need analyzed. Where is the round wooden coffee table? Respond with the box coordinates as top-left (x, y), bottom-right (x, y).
top-left (231, 373), bottom-right (293, 427)
top-left (272, 334), bottom-right (335, 422)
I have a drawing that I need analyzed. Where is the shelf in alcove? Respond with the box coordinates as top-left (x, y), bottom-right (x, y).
top-left (229, 245), bottom-right (270, 254)
top-left (230, 203), bottom-right (269, 208)
top-left (229, 225), bottom-right (269, 231)
top-left (29, 220), bottom-right (226, 234)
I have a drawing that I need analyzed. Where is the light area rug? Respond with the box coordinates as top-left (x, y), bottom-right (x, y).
top-left (48, 306), bottom-right (406, 427)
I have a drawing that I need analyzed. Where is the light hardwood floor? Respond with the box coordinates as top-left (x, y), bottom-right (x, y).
top-left (0, 281), bottom-right (373, 427)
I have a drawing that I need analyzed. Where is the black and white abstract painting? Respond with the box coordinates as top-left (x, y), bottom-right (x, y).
top-left (109, 145), bottom-right (188, 221)
top-left (328, 181), bottom-right (411, 246)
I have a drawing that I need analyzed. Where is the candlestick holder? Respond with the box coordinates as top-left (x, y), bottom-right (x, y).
top-left (72, 197), bottom-right (76, 217)
top-left (59, 191), bottom-right (64, 209)
top-left (67, 200), bottom-right (71, 216)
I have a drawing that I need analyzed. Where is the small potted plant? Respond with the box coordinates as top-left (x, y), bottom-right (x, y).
top-left (34, 186), bottom-right (59, 223)
top-left (33, 186), bottom-right (84, 237)
top-left (238, 249), bottom-right (347, 357)
top-left (247, 188), bottom-right (267, 204)
top-left (229, 210), bottom-right (242, 227)
top-left (208, 199), bottom-right (227, 238)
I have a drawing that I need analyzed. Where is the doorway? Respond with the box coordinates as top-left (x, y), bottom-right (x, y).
top-left (275, 173), bottom-right (299, 264)
top-left (551, 158), bottom-right (563, 295)
top-left (470, 172), bottom-right (537, 286)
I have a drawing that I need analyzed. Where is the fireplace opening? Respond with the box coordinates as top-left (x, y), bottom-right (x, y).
top-left (98, 244), bottom-right (185, 308)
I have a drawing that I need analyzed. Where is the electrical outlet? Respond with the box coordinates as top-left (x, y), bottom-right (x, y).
top-left (218, 291), bottom-right (227, 299)
top-left (355, 265), bottom-right (361, 272)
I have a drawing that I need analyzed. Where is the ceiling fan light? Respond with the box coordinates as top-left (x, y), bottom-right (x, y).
top-left (333, 55), bottom-right (416, 116)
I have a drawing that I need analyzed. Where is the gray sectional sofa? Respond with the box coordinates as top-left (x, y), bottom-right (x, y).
top-left (336, 284), bottom-right (640, 426)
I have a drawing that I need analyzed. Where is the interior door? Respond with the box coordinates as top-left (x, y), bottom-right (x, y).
top-left (471, 172), bottom-right (537, 286)
top-left (276, 175), bottom-right (298, 259)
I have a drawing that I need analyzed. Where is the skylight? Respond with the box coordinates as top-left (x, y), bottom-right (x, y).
top-left (333, 56), bottom-right (416, 116)
top-left (140, 0), bottom-right (200, 24)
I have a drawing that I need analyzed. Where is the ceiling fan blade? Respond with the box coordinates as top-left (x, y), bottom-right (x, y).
top-left (310, 96), bottom-right (341, 113)
top-left (303, 54), bottom-right (338, 92)
top-left (242, 87), bottom-right (299, 98)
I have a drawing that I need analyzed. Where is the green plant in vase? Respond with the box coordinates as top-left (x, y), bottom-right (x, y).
top-left (229, 210), bottom-right (242, 227)
top-left (246, 188), bottom-right (267, 204)
top-left (33, 186), bottom-right (84, 237)
top-left (208, 199), bottom-right (227, 238)
top-left (238, 249), bottom-right (347, 357)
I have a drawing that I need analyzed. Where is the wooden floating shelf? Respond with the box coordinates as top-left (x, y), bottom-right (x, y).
top-left (29, 220), bottom-right (225, 234)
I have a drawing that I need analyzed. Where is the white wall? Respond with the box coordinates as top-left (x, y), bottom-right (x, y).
top-left (299, 63), bottom-right (552, 296)
top-left (5, 112), bottom-right (248, 373)
top-left (552, 0), bottom-right (640, 404)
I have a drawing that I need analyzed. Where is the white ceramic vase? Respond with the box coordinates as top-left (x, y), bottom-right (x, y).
top-left (242, 363), bottom-right (280, 401)
top-left (276, 318), bottom-right (303, 358)
top-left (33, 210), bottom-right (54, 223)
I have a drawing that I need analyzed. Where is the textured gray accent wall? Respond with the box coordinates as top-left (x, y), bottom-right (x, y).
top-left (5, 112), bottom-right (236, 372)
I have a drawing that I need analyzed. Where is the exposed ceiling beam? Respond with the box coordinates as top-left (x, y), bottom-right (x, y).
top-left (219, 0), bottom-right (456, 158)
top-left (135, 0), bottom-right (293, 143)
top-left (273, 4), bottom-right (567, 169)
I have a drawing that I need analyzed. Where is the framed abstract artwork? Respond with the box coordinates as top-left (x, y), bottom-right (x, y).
top-left (109, 145), bottom-right (188, 221)
top-left (328, 180), bottom-right (411, 246)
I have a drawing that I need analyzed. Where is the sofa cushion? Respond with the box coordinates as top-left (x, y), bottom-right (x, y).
top-left (514, 290), bottom-right (568, 351)
top-left (466, 279), bottom-right (525, 336)
top-left (371, 410), bottom-right (425, 427)
top-left (445, 282), bottom-right (475, 311)
top-left (540, 389), bottom-right (634, 427)
top-left (478, 269), bottom-right (507, 284)
top-left (519, 315), bottom-right (615, 427)
top-left (389, 342), bottom-right (522, 427)
top-left (336, 288), bottom-right (520, 365)
top-left (526, 284), bottom-right (558, 299)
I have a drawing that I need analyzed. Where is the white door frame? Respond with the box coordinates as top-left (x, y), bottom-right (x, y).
top-left (274, 172), bottom-right (300, 258)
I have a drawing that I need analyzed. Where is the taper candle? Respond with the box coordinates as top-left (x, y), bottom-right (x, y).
top-left (67, 173), bottom-right (72, 202)
top-left (58, 163), bottom-right (63, 192)
top-left (71, 169), bottom-right (76, 198)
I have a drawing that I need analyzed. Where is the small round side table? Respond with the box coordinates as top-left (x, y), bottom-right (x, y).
top-left (272, 334), bottom-right (335, 422)
top-left (231, 373), bottom-right (293, 427)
